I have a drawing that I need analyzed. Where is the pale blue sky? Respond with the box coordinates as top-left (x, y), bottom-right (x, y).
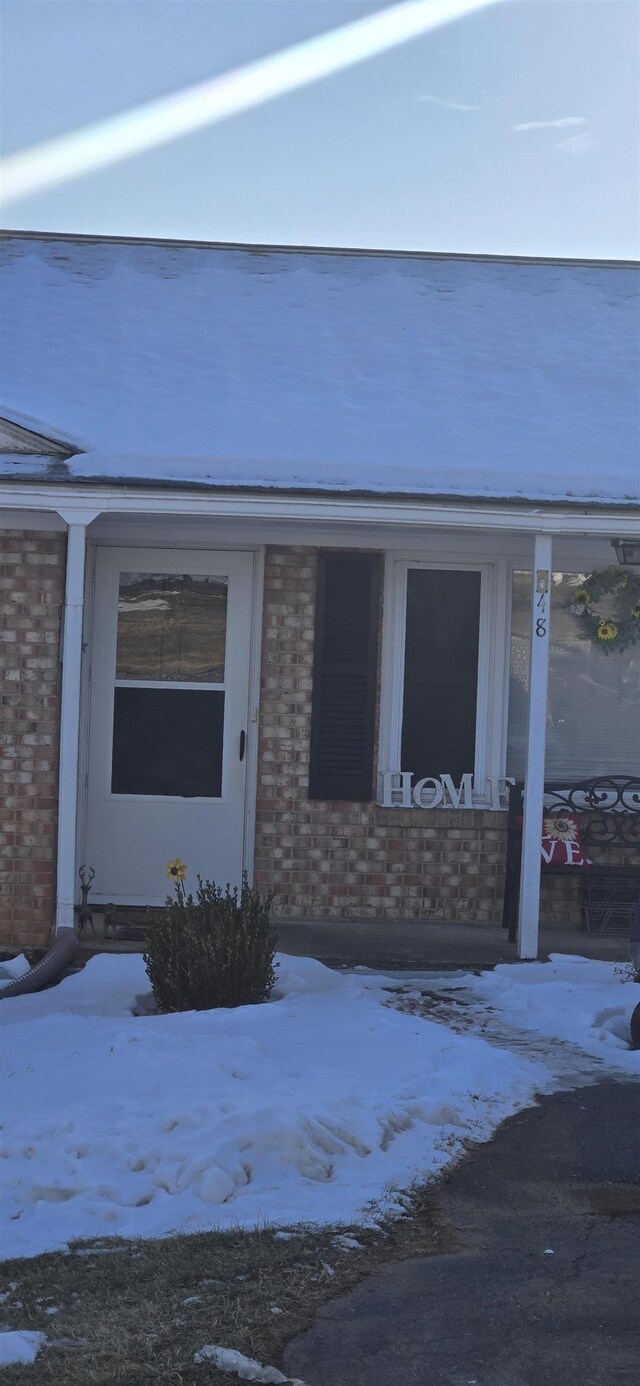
top-left (1, 0), bottom-right (638, 257)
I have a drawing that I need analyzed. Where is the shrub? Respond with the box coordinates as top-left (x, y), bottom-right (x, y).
top-left (143, 873), bottom-right (276, 1013)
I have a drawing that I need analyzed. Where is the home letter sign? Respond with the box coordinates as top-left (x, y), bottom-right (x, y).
top-left (379, 772), bottom-right (513, 810)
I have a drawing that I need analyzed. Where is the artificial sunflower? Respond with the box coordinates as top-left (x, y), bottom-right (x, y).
top-left (166, 857), bottom-right (187, 882)
top-left (543, 816), bottom-right (577, 843)
top-left (568, 569), bottom-right (640, 653)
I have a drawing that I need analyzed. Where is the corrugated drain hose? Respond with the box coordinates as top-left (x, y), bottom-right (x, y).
top-left (0, 928), bottom-right (78, 1000)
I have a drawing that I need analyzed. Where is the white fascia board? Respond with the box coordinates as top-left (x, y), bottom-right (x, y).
top-left (0, 482), bottom-right (638, 537)
top-left (0, 507), bottom-right (67, 530)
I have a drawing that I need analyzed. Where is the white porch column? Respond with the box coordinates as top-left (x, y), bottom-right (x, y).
top-left (517, 533), bottom-right (553, 960)
top-left (55, 511), bottom-right (99, 929)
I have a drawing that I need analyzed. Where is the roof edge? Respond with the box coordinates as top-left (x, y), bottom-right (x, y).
top-left (1, 468), bottom-right (638, 513)
top-left (1, 228), bottom-right (637, 271)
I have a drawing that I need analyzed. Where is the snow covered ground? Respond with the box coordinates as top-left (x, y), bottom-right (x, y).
top-left (445, 955), bottom-right (640, 1072)
top-left (193, 1343), bottom-right (304, 1382)
top-left (0, 952), bottom-right (637, 1263)
top-left (0, 1329), bottom-right (46, 1367)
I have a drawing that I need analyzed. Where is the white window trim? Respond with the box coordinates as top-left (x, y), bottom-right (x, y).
top-left (378, 552), bottom-right (510, 808)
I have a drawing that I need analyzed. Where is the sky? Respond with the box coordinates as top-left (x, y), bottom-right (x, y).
top-left (1, 0), bottom-right (638, 258)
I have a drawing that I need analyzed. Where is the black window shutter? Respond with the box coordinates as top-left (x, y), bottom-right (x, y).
top-left (309, 552), bottom-right (381, 801)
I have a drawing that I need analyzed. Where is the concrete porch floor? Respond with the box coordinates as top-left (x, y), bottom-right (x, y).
top-left (78, 918), bottom-right (632, 971)
top-left (272, 919), bottom-right (631, 970)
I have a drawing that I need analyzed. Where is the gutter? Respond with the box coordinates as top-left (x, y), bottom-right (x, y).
top-left (1, 480), bottom-right (639, 537)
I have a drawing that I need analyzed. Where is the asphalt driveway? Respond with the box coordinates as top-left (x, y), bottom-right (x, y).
top-left (285, 1080), bottom-right (640, 1386)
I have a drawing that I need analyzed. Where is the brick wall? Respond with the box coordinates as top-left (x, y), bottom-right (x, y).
top-left (0, 530), bottom-right (65, 947)
top-left (0, 536), bottom-right (584, 945)
top-left (254, 546), bottom-right (518, 924)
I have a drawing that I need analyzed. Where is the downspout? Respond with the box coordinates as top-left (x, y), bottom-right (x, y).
top-left (55, 510), bottom-right (100, 931)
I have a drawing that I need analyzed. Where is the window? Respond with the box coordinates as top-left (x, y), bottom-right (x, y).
top-left (401, 568), bottom-right (481, 781)
top-left (111, 571), bottom-right (228, 798)
top-left (116, 572), bottom-right (227, 681)
top-left (507, 571), bottom-right (640, 779)
top-left (381, 560), bottom-right (492, 799)
top-left (111, 688), bottom-right (224, 797)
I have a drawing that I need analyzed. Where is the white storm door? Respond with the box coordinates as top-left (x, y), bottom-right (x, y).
top-left (84, 548), bottom-right (254, 905)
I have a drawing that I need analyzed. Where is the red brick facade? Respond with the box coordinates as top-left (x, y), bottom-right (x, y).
top-left (0, 529), bottom-right (65, 947)
top-left (0, 535), bottom-right (584, 946)
top-left (253, 547), bottom-right (509, 922)
top-left (253, 546), bottom-right (587, 926)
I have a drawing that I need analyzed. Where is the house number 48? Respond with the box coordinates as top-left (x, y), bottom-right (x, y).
top-left (535, 569), bottom-right (550, 637)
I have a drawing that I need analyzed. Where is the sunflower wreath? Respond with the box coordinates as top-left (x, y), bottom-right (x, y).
top-left (568, 567), bottom-right (640, 654)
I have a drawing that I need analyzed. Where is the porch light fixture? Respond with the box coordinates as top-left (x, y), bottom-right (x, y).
top-left (612, 538), bottom-right (640, 566)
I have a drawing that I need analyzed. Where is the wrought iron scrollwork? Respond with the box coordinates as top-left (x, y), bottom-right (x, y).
top-left (541, 777), bottom-right (640, 847)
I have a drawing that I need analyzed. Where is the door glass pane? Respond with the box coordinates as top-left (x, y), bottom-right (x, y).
top-left (111, 688), bottom-right (224, 796)
top-left (401, 569), bottom-right (481, 781)
top-left (116, 573), bottom-right (228, 681)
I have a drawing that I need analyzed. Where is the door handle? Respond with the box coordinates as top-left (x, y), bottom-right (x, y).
top-left (239, 729), bottom-right (246, 762)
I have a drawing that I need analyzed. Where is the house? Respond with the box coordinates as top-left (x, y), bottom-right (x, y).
top-left (1, 231), bottom-right (639, 959)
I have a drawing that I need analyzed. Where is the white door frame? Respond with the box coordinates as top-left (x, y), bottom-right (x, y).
top-left (76, 541), bottom-right (265, 905)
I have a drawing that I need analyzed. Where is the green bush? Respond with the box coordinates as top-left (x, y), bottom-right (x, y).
top-left (143, 874), bottom-right (276, 1013)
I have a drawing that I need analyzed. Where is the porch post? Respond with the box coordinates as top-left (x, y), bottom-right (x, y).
top-left (517, 532), bottom-right (552, 960)
top-left (55, 512), bottom-right (99, 930)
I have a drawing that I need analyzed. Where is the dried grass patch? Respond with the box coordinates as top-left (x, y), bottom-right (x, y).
top-left (0, 1189), bottom-right (451, 1383)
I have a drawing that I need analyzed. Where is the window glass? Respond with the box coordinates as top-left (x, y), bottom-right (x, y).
top-left (111, 687), bottom-right (224, 796)
top-left (507, 571), bottom-right (640, 779)
top-left (401, 569), bottom-right (481, 782)
top-left (115, 573), bottom-right (227, 682)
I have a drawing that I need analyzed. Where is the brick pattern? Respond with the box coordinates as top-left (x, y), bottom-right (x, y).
top-left (539, 872), bottom-right (582, 928)
top-left (0, 530), bottom-right (65, 947)
top-left (0, 537), bottom-right (593, 944)
top-left (254, 546), bottom-right (517, 924)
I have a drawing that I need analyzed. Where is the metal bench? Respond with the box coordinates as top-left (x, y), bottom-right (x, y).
top-left (502, 776), bottom-right (640, 943)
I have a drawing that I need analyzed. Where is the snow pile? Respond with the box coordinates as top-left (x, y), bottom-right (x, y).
top-left (0, 1330), bottom-right (46, 1367)
top-left (0, 953), bottom-right (31, 982)
top-left (461, 956), bottom-right (640, 1068)
top-left (194, 1343), bottom-right (305, 1382)
top-left (0, 953), bottom-right (548, 1261)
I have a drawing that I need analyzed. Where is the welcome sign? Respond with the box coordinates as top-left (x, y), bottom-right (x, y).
top-left (379, 772), bottom-right (515, 811)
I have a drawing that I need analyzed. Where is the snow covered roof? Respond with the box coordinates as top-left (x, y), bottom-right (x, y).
top-left (1, 232), bottom-right (639, 506)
